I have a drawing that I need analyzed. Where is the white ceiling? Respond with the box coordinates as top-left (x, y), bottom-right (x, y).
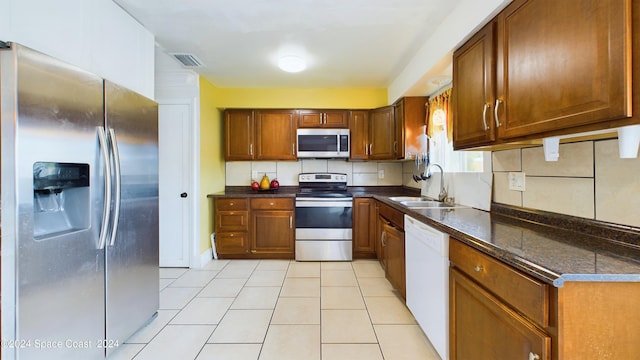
top-left (114, 0), bottom-right (464, 94)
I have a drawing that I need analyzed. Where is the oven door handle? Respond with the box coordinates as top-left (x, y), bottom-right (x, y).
top-left (295, 200), bottom-right (353, 207)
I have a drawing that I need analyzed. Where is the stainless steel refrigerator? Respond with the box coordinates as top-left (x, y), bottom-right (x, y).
top-left (0, 42), bottom-right (159, 359)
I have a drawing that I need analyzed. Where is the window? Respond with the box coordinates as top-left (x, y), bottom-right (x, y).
top-left (427, 88), bottom-right (487, 172)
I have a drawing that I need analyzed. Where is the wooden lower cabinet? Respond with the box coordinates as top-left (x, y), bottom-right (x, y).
top-left (450, 237), bottom-right (551, 360)
top-left (383, 222), bottom-right (405, 299)
top-left (352, 198), bottom-right (376, 258)
top-left (215, 232), bottom-right (249, 255)
top-left (376, 201), bottom-right (406, 299)
top-left (214, 197), bottom-right (294, 259)
top-left (251, 208), bottom-right (294, 257)
top-left (450, 268), bottom-right (551, 360)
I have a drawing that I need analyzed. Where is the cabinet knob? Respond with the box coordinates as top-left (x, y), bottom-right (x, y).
top-left (474, 265), bottom-right (484, 272)
top-left (529, 352), bottom-right (540, 360)
top-left (269, 202), bottom-right (274, 206)
top-left (251, 249), bottom-right (257, 253)
top-left (229, 202), bottom-right (234, 206)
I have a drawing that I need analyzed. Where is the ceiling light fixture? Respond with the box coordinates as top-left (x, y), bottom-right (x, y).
top-left (278, 55), bottom-right (306, 73)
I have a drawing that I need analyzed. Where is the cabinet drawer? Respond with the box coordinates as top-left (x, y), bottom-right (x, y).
top-left (378, 202), bottom-right (404, 230)
top-left (251, 198), bottom-right (293, 210)
top-left (216, 210), bottom-right (249, 232)
top-left (216, 232), bottom-right (249, 255)
top-left (449, 238), bottom-right (549, 327)
top-left (216, 198), bottom-right (248, 210)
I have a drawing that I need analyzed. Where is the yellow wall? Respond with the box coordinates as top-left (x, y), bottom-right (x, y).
top-left (214, 88), bottom-right (388, 109)
top-left (199, 77), bottom-right (225, 254)
top-left (197, 85), bottom-right (388, 254)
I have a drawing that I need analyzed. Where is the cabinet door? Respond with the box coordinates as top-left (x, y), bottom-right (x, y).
top-left (255, 110), bottom-right (297, 160)
top-left (369, 106), bottom-right (395, 160)
top-left (450, 268), bottom-right (550, 360)
top-left (323, 110), bottom-right (349, 128)
top-left (299, 110), bottom-right (349, 128)
top-left (394, 99), bottom-right (405, 159)
top-left (396, 97), bottom-right (428, 158)
top-left (496, 0), bottom-right (631, 139)
top-left (352, 198), bottom-right (376, 258)
top-left (384, 223), bottom-right (405, 299)
top-left (349, 110), bottom-right (369, 160)
top-left (225, 109), bottom-right (254, 160)
top-left (452, 22), bottom-right (496, 149)
top-left (251, 210), bottom-right (294, 256)
top-left (298, 110), bottom-right (323, 128)
top-left (376, 214), bottom-right (387, 270)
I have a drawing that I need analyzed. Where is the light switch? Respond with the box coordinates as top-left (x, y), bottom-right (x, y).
top-left (508, 172), bottom-right (525, 191)
top-left (378, 169), bottom-right (385, 179)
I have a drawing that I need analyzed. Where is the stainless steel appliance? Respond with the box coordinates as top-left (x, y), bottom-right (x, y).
top-left (295, 173), bottom-right (352, 261)
top-left (296, 128), bottom-right (350, 158)
top-left (405, 215), bottom-right (449, 360)
top-left (0, 43), bottom-right (159, 359)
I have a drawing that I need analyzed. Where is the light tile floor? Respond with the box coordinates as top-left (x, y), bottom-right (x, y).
top-left (109, 259), bottom-right (441, 360)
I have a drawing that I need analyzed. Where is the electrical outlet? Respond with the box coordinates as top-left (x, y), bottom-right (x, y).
top-left (378, 169), bottom-right (385, 179)
top-left (508, 172), bottom-right (525, 191)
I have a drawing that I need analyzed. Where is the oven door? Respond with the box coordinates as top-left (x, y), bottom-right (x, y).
top-left (295, 197), bottom-right (352, 261)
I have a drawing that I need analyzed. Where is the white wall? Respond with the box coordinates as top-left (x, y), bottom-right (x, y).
top-left (0, 0), bottom-right (155, 98)
top-left (388, 0), bottom-right (512, 102)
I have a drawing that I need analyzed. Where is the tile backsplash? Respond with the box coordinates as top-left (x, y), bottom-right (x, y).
top-left (226, 160), bottom-right (421, 189)
top-left (492, 138), bottom-right (640, 228)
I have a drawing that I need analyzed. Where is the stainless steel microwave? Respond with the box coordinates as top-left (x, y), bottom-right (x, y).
top-left (296, 128), bottom-right (350, 158)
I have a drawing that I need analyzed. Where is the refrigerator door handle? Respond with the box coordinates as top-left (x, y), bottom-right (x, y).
top-left (108, 128), bottom-right (122, 247)
top-left (98, 126), bottom-right (112, 250)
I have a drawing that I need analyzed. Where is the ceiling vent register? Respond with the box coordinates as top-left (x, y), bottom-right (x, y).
top-left (171, 53), bottom-right (204, 67)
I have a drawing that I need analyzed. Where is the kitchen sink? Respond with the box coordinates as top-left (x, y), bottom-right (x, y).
top-left (388, 196), bottom-right (432, 202)
top-left (388, 196), bottom-right (466, 209)
top-left (399, 200), bottom-right (454, 208)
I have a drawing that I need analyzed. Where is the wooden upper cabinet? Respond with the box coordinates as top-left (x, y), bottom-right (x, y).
top-left (452, 0), bottom-right (633, 149)
top-left (254, 109), bottom-right (297, 160)
top-left (369, 106), bottom-right (396, 160)
top-left (452, 22), bottom-right (497, 149)
top-left (349, 110), bottom-right (369, 160)
top-left (495, 0), bottom-right (632, 140)
top-left (298, 110), bottom-right (349, 128)
top-left (225, 109), bottom-right (255, 160)
top-left (395, 96), bottom-right (428, 159)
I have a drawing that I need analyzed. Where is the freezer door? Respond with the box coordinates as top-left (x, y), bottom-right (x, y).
top-left (104, 80), bottom-right (159, 353)
top-left (2, 44), bottom-right (106, 359)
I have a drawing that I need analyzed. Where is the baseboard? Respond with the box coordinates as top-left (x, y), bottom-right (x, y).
top-left (198, 248), bottom-right (213, 268)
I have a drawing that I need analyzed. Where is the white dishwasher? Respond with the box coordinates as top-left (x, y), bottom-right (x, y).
top-left (405, 214), bottom-right (449, 360)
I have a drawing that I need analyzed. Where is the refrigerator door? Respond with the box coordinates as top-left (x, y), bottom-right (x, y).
top-left (104, 80), bottom-right (159, 353)
top-left (2, 44), bottom-right (106, 359)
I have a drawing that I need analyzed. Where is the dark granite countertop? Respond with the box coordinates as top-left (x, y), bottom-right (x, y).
top-left (207, 186), bottom-right (422, 198)
top-left (374, 196), bottom-right (640, 287)
top-left (208, 186), bottom-right (640, 287)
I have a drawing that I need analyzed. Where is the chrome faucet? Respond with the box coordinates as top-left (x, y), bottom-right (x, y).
top-left (424, 163), bottom-right (447, 202)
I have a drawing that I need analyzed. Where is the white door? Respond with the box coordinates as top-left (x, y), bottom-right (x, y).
top-left (159, 103), bottom-right (191, 267)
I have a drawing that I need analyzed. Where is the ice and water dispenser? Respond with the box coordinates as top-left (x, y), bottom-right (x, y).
top-left (33, 162), bottom-right (90, 238)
